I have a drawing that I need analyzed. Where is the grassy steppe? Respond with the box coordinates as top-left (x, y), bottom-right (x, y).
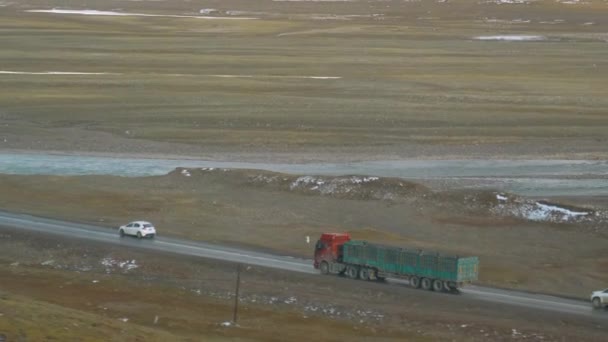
top-left (1, 0), bottom-right (607, 158)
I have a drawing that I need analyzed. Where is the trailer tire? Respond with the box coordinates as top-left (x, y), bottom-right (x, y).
top-left (421, 278), bottom-right (432, 291)
top-left (447, 283), bottom-right (460, 294)
top-left (346, 266), bottom-right (359, 279)
top-left (432, 279), bottom-right (443, 292)
top-left (320, 261), bottom-right (329, 275)
top-left (410, 276), bottom-right (420, 288)
top-left (443, 281), bottom-right (451, 291)
top-left (359, 268), bottom-right (369, 280)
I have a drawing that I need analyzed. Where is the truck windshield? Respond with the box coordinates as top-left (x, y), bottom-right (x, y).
top-left (315, 241), bottom-right (326, 250)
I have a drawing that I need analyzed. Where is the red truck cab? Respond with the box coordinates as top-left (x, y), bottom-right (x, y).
top-left (313, 233), bottom-right (351, 269)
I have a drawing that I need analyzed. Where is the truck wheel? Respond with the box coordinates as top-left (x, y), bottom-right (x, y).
top-left (592, 297), bottom-right (602, 309)
top-left (410, 276), bottom-right (420, 288)
top-left (447, 283), bottom-right (460, 294)
top-left (359, 268), bottom-right (369, 280)
top-left (432, 279), bottom-right (443, 292)
top-left (421, 278), bottom-right (432, 291)
top-left (320, 261), bottom-right (330, 275)
top-left (443, 281), bottom-right (451, 291)
top-left (346, 266), bottom-right (359, 279)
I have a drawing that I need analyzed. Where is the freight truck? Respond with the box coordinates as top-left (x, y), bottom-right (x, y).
top-left (313, 233), bottom-right (479, 292)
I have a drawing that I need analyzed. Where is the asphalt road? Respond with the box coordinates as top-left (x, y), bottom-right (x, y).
top-left (0, 210), bottom-right (605, 320)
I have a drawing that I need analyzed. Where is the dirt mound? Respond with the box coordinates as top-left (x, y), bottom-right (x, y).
top-left (489, 195), bottom-right (606, 225)
top-left (170, 167), bottom-right (607, 229)
top-left (171, 167), bottom-right (431, 201)
top-left (419, 188), bottom-right (608, 229)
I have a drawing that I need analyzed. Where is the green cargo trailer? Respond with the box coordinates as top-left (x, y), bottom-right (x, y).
top-left (314, 233), bottom-right (479, 293)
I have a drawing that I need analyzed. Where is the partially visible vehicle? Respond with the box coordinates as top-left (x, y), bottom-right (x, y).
top-left (313, 233), bottom-right (479, 293)
top-left (590, 289), bottom-right (608, 309)
top-left (119, 221), bottom-right (156, 239)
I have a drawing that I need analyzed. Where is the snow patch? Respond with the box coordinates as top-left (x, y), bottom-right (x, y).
top-left (210, 74), bottom-right (340, 79)
top-left (483, 0), bottom-right (535, 4)
top-left (496, 194), bottom-right (508, 201)
top-left (274, 0), bottom-right (354, 1)
top-left (284, 296), bottom-right (297, 304)
top-left (181, 169), bottom-right (191, 177)
top-left (490, 198), bottom-right (594, 223)
top-left (525, 202), bottom-right (589, 221)
top-left (289, 175), bottom-right (378, 191)
top-left (473, 35), bottom-right (546, 41)
top-left (26, 9), bottom-right (258, 20)
top-left (0, 70), bottom-right (113, 75)
top-left (539, 19), bottom-right (565, 25)
top-left (199, 9), bottom-right (217, 15)
top-left (558, 0), bottom-right (588, 4)
top-left (101, 258), bottom-right (138, 273)
top-left (482, 18), bottom-right (531, 24)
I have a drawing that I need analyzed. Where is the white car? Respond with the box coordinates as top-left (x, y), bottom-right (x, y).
top-left (590, 288), bottom-right (608, 309)
top-left (119, 221), bottom-right (156, 239)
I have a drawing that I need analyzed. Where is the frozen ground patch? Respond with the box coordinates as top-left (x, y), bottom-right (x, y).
top-left (524, 202), bottom-right (589, 222)
top-left (488, 195), bottom-right (604, 224)
top-left (273, 0), bottom-right (353, 1)
top-left (482, 0), bottom-right (536, 4)
top-left (208, 74), bottom-right (341, 79)
top-left (101, 257), bottom-right (139, 273)
top-left (26, 9), bottom-right (258, 20)
top-left (246, 172), bottom-right (422, 201)
top-left (481, 18), bottom-right (531, 24)
top-left (473, 35), bottom-right (546, 41)
top-left (0, 71), bottom-right (114, 75)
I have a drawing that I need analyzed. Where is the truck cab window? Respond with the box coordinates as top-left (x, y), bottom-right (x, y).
top-left (315, 241), bottom-right (325, 250)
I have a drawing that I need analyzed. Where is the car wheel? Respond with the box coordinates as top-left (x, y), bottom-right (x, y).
top-left (150, 234), bottom-right (155, 239)
top-left (592, 297), bottom-right (602, 309)
top-left (119, 229), bottom-right (125, 237)
top-left (137, 231), bottom-right (142, 239)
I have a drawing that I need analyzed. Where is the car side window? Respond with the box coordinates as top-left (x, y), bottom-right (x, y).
top-left (604, 289), bottom-right (608, 293)
top-left (127, 223), bottom-right (133, 227)
top-left (134, 223), bottom-right (140, 228)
